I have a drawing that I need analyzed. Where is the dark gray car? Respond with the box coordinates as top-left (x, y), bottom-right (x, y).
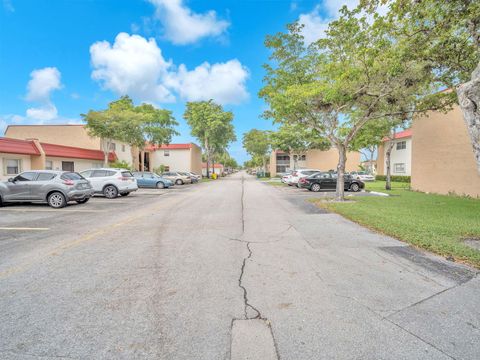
top-left (0, 170), bottom-right (94, 208)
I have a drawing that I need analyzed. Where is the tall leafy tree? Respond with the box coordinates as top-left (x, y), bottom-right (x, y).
top-left (183, 100), bottom-right (236, 178)
top-left (260, 8), bottom-right (434, 200)
top-left (242, 129), bottom-right (272, 175)
top-left (362, 0), bottom-right (480, 173)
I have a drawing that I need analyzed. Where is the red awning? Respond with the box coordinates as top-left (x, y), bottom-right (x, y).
top-left (41, 142), bottom-right (117, 161)
top-left (0, 137), bottom-right (40, 155)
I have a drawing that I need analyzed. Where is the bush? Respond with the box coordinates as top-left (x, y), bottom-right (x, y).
top-left (109, 160), bottom-right (132, 170)
top-left (375, 175), bottom-right (411, 183)
top-left (256, 172), bottom-right (271, 178)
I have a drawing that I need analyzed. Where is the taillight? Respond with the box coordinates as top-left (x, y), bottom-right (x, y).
top-left (63, 179), bottom-right (74, 186)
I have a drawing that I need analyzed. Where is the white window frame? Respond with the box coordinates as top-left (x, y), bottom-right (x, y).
top-left (4, 158), bottom-right (22, 176)
top-left (121, 144), bottom-right (126, 152)
top-left (110, 143), bottom-right (116, 151)
top-left (45, 160), bottom-right (53, 170)
top-left (164, 150), bottom-right (170, 157)
top-left (394, 163), bottom-right (406, 173)
top-left (396, 141), bottom-right (406, 150)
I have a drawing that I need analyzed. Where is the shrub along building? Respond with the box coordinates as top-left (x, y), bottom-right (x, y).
top-left (269, 148), bottom-right (361, 177)
top-left (3, 124), bottom-right (202, 175)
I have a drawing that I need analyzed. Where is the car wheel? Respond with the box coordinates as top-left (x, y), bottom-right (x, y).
top-left (48, 192), bottom-right (66, 208)
top-left (76, 198), bottom-right (90, 204)
top-left (175, 179), bottom-right (184, 185)
top-left (311, 183), bottom-right (321, 192)
top-left (156, 181), bottom-right (165, 189)
top-left (104, 185), bottom-right (118, 199)
top-left (120, 192), bottom-right (129, 197)
top-left (350, 183), bottom-right (360, 192)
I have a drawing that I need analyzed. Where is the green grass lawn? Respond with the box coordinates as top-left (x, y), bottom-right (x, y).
top-left (313, 181), bottom-right (480, 268)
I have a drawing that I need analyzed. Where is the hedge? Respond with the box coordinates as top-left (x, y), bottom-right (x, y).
top-left (375, 175), bottom-right (411, 183)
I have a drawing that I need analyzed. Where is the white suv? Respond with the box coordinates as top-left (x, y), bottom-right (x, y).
top-left (288, 169), bottom-right (322, 187)
top-left (80, 168), bottom-right (138, 198)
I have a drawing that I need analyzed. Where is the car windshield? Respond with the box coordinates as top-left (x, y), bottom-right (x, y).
top-left (121, 171), bottom-right (133, 177)
top-left (61, 172), bottom-right (84, 180)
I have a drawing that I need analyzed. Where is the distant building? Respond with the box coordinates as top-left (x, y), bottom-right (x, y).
top-left (4, 124), bottom-right (202, 175)
top-left (269, 148), bottom-right (361, 177)
top-left (0, 137), bottom-right (115, 181)
top-left (202, 162), bottom-right (224, 177)
top-left (377, 129), bottom-right (412, 176)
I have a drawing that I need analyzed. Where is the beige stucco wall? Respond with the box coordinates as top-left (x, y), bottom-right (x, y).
top-left (411, 106), bottom-right (480, 197)
top-left (306, 148), bottom-right (361, 172)
top-left (0, 154), bottom-right (32, 181)
top-left (46, 157), bottom-right (103, 173)
top-left (190, 144), bottom-right (202, 174)
top-left (5, 125), bottom-right (101, 149)
top-left (5, 125), bottom-right (132, 166)
top-left (150, 148), bottom-right (191, 172)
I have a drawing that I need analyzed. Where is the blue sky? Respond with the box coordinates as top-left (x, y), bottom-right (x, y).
top-left (0, 0), bottom-right (354, 163)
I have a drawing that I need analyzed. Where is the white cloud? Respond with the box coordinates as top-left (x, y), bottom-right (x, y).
top-left (90, 33), bottom-right (249, 105)
top-left (148, 0), bottom-right (229, 45)
top-left (26, 104), bottom-right (58, 121)
top-left (167, 60), bottom-right (249, 105)
top-left (26, 67), bottom-right (62, 102)
top-left (298, 1), bottom-right (358, 45)
top-left (90, 32), bottom-right (175, 103)
top-left (3, 0), bottom-right (14, 13)
top-left (0, 119), bottom-right (7, 135)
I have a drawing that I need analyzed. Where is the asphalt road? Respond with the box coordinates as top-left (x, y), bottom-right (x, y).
top-left (0, 173), bottom-right (479, 359)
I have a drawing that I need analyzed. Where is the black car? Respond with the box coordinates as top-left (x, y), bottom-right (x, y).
top-left (298, 172), bottom-right (364, 192)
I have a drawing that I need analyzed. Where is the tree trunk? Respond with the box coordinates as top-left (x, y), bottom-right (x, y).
top-left (335, 144), bottom-right (347, 201)
top-left (140, 151), bottom-right (145, 172)
top-left (101, 138), bottom-right (110, 167)
top-left (457, 62), bottom-right (480, 175)
top-left (205, 139), bottom-right (210, 178)
top-left (262, 157), bottom-right (266, 176)
top-left (131, 145), bottom-right (138, 171)
top-left (385, 138), bottom-right (395, 190)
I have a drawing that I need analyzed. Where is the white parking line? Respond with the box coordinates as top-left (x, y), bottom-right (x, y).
top-left (0, 209), bottom-right (106, 213)
top-left (0, 227), bottom-right (50, 231)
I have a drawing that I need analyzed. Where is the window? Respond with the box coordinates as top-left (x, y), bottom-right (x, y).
top-left (45, 160), bottom-right (53, 170)
top-left (5, 159), bottom-right (21, 175)
top-left (396, 141), bottom-right (406, 150)
top-left (110, 143), bottom-right (116, 151)
top-left (121, 171), bottom-right (133, 178)
top-left (61, 172), bottom-right (84, 180)
top-left (37, 173), bottom-right (56, 181)
top-left (16, 172), bottom-right (37, 181)
top-left (122, 144), bottom-right (126, 152)
top-left (62, 161), bottom-right (74, 172)
top-left (164, 150), bottom-right (170, 157)
top-left (81, 170), bottom-right (93, 178)
top-left (299, 155), bottom-right (306, 161)
top-left (394, 163), bottom-right (406, 173)
top-left (92, 163), bottom-right (102, 168)
top-left (91, 170), bottom-right (107, 177)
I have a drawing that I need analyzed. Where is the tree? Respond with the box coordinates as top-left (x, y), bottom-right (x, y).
top-left (242, 129), bottom-right (271, 175)
top-left (361, 0), bottom-right (480, 173)
top-left (82, 97), bottom-right (133, 166)
top-left (82, 96), bottom-right (178, 168)
top-left (260, 8), bottom-right (435, 200)
top-left (184, 100), bottom-right (236, 178)
top-left (271, 123), bottom-right (330, 170)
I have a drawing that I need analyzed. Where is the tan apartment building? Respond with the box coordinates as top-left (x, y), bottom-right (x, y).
top-left (411, 105), bottom-right (480, 197)
top-left (4, 124), bottom-right (202, 174)
top-left (0, 137), bottom-right (115, 181)
top-left (377, 129), bottom-right (413, 176)
top-left (145, 143), bottom-right (202, 174)
top-left (269, 148), bottom-right (361, 177)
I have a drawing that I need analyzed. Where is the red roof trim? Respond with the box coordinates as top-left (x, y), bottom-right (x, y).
top-left (40, 142), bottom-right (117, 161)
top-left (202, 162), bottom-right (224, 168)
top-left (0, 137), bottom-right (40, 156)
top-left (145, 143), bottom-right (193, 151)
top-left (382, 129), bottom-right (412, 142)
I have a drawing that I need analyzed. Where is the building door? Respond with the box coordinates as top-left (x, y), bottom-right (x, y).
top-left (62, 161), bottom-right (74, 172)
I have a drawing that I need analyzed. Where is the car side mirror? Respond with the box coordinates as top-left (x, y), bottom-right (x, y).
top-left (8, 177), bottom-right (15, 183)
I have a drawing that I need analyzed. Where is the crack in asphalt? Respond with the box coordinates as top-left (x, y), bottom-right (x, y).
top-left (237, 175), bottom-right (262, 320)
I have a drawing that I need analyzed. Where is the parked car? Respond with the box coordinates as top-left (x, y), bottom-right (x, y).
top-left (287, 169), bottom-right (322, 187)
top-left (80, 168), bottom-right (138, 198)
top-left (161, 171), bottom-right (192, 185)
top-left (179, 172), bottom-right (199, 183)
top-left (0, 170), bottom-right (94, 208)
top-left (298, 172), bottom-right (364, 192)
top-left (349, 171), bottom-right (375, 182)
top-left (133, 172), bottom-right (173, 189)
top-left (281, 171), bottom-right (293, 183)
